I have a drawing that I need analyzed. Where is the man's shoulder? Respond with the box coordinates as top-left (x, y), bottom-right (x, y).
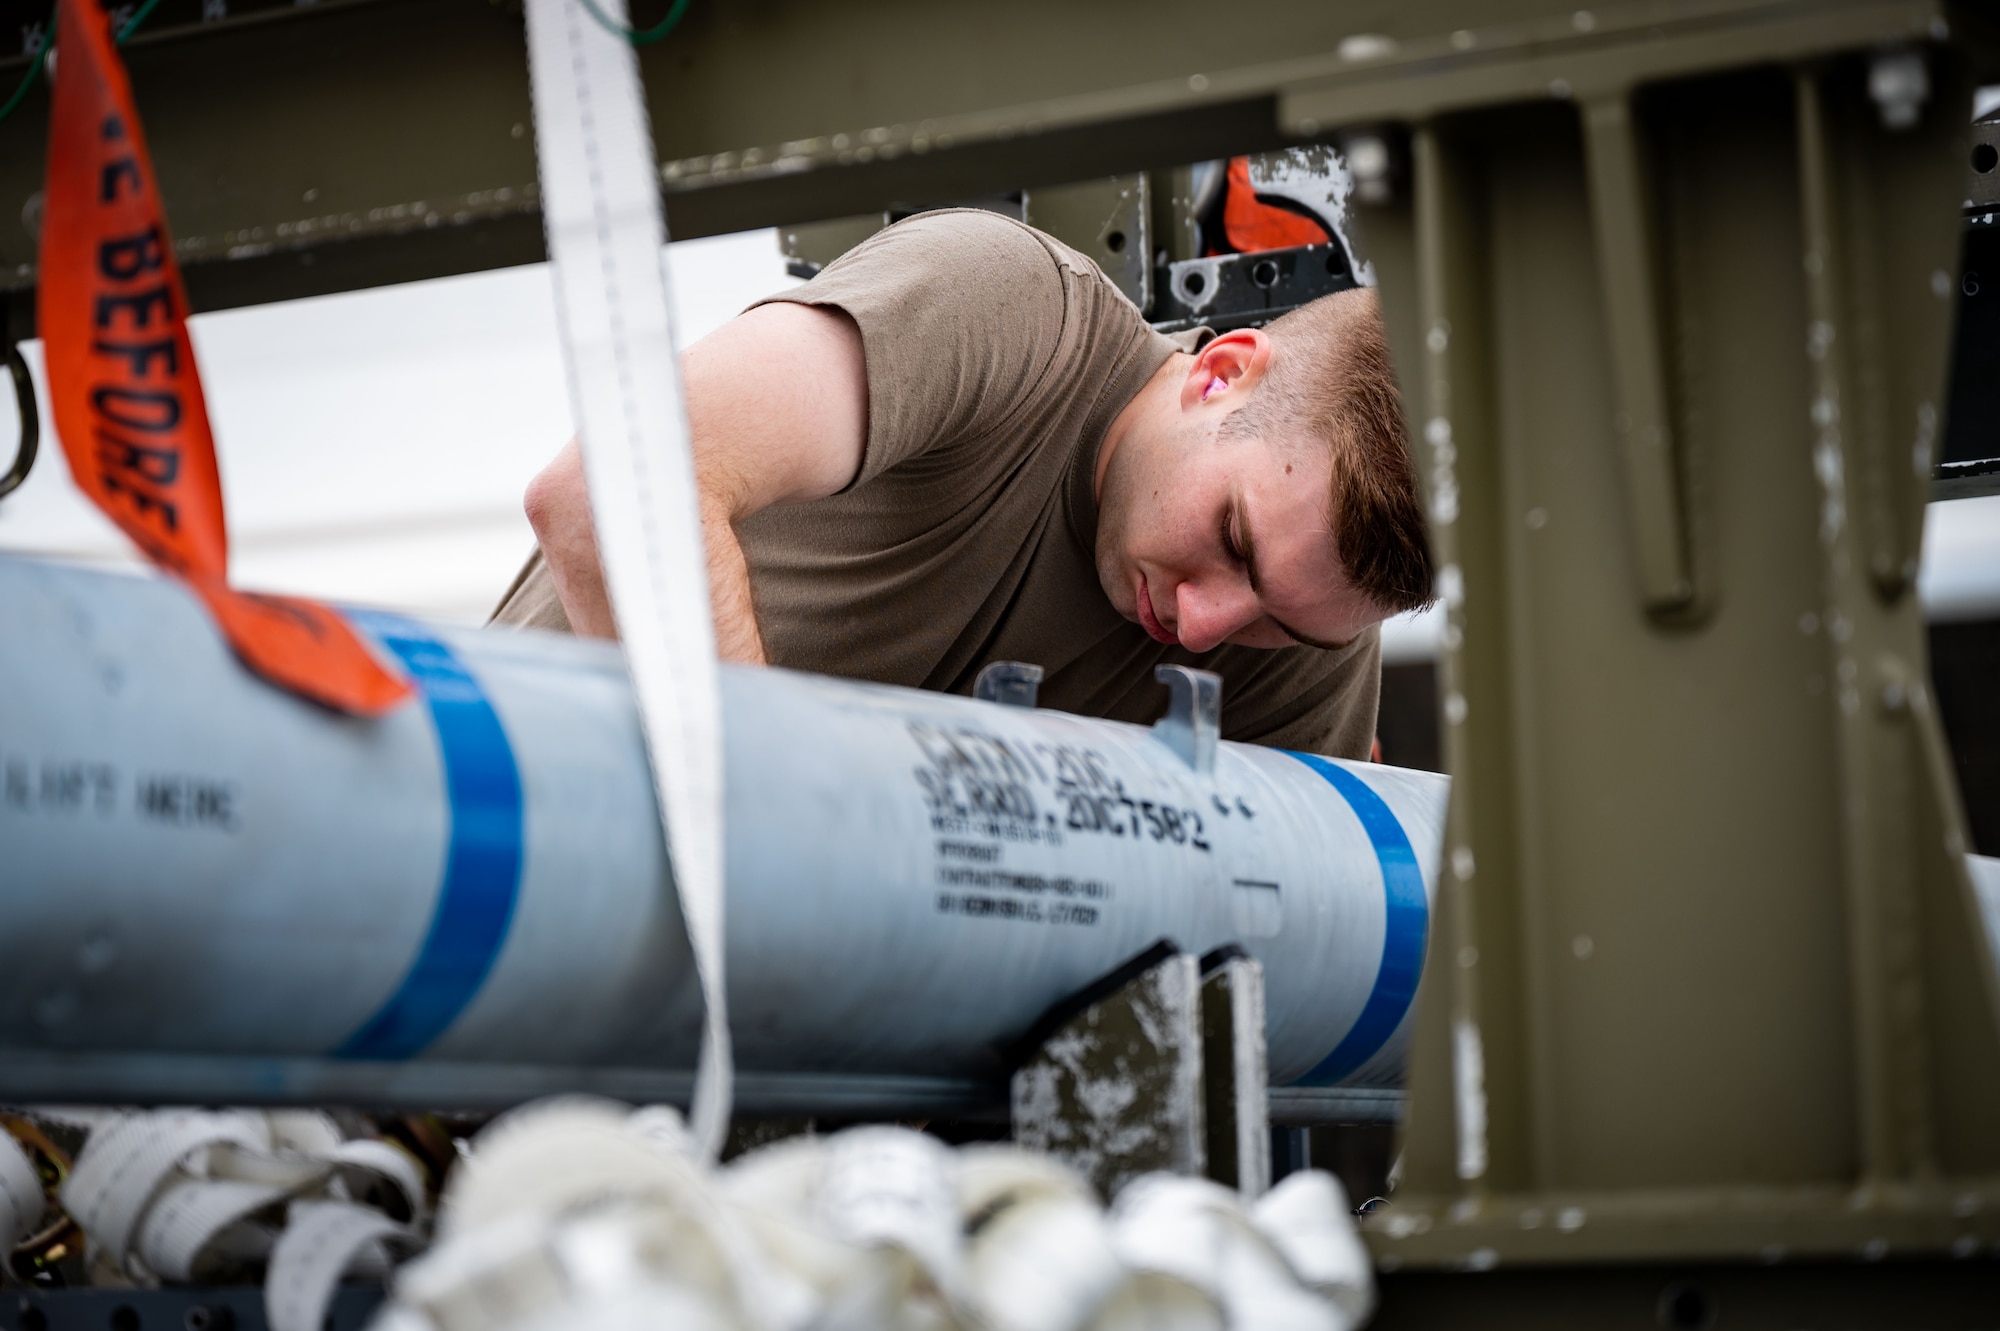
top-left (869, 206), bottom-right (1047, 247)
top-left (834, 209), bottom-right (1129, 305)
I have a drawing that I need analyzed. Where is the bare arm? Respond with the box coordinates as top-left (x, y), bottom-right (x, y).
top-left (522, 302), bottom-right (868, 662)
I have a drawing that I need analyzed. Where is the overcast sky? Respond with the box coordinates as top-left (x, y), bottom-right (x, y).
top-left (0, 228), bottom-right (802, 622)
top-left (0, 226), bottom-right (1992, 652)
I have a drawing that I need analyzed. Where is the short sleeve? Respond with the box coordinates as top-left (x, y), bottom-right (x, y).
top-left (488, 548), bottom-right (575, 634)
top-left (755, 210), bottom-right (1072, 487)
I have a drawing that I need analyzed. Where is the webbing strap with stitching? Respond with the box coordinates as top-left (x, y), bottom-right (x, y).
top-left (60, 1111), bottom-right (422, 1331)
top-left (265, 1200), bottom-right (412, 1331)
top-left (523, 0), bottom-right (732, 1156)
top-left (330, 1139), bottom-right (429, 1223)
top-left (61, 1111), bottom-right (265, 1267)
top-left (135, 1178), bottom-right (287, 1282)
top-left (0, 1131), bottom-right (43, 1249)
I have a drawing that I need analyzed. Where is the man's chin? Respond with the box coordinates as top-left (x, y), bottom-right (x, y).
top-left (1093, 560), bottom-right (1133, 622)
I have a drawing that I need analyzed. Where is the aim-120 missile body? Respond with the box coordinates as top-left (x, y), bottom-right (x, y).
top-left (0, 556), bottom-right (1443, 1104)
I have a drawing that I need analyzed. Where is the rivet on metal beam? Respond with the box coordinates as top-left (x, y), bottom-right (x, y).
top-left (1868, 49), bottom-right (1930, 132)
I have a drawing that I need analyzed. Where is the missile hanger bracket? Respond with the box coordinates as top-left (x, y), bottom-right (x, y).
top-left (974, 660), bottom-right (1044, 708)
top-left (1152, 665), bottom-right (1221, 775)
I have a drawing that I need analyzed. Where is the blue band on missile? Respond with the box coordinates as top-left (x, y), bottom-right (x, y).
top-left (333, 615), bottom-right (524, 1060)
top-left (1282, 752), bottom-right (1429, 1085)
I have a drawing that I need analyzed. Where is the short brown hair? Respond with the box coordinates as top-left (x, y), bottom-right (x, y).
top-left (1220, 288), bottom-right (1433, 614)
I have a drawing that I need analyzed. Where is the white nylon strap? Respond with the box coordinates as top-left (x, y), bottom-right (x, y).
top-left (265, 1111), bottom-right (345, 1161)
top-left (397, 1209), bottom-right (571, 1331)
top-left (818, 1128), bottom-right (963, 1301)
top-left (426, 1103), bottom-right (803, 1331)
top-left (1106, 1176), bottom-right (1229, 1302)
top-left (61, 1111), bottom-right (265, 1266)
top-left (1249, 1170), bottom-right (1374, 1324)
top-left (265, 1200), bottom-right (411, 1331)
top-left (523, 0), bottom-right (732, 1158)
top-left (965, 1194), bottom-right (1123, 1331)
top-left (1113, 1175), bottom-right (1349, 1331)
top-left (438, 1099), bottom-right (677, 1239)
top-left (0, 1130), bottom-right (44, 1248)
top-left (206, 1142), bottom-right (332, 1193)
top-left (133, 1178), bottom-right (287, 1282)
top-left (330, 1138), bottom-right (429, 1223)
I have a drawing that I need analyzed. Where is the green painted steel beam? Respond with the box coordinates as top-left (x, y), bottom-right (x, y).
top-left (1, 0), bottom-right (1984, 312)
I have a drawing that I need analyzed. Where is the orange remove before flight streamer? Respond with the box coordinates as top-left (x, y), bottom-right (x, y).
top-left (37, 0), bottom-right (409, 715)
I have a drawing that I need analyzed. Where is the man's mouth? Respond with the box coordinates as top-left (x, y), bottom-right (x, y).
top-left (1134, 576), bottom-right (1177, 645)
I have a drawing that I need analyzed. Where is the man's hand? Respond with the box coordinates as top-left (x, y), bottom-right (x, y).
top-left (523, 302), bottom-right (869, 663)
top-left (523, 437), bottom-right (616, 638)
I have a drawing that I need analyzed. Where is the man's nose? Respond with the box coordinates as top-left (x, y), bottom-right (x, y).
top-left (1174, 581), bottom-right (1259, 653)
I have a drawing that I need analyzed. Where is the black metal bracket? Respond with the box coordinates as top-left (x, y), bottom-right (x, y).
top-left (0, 342), bottom-right (37, 503)
top-left (1149, 241), bottom-right (1360, 335)
top-left (1, 1285), bottom-right (384, 1331)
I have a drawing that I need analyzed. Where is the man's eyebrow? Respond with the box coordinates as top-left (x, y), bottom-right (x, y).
top-left (1238, 497), bottom-right (1355, 652)
top-left (1237, 495), bottom-right (1265, 596)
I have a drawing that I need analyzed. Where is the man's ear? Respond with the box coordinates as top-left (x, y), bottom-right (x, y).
top-left (1179, 328), bottom-right (1273, 411)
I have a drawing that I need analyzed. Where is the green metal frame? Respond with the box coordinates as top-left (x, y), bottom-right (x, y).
top-left (0, 0), bottom-right (1972, 310)
top-left (1365, 20), bottom-right (2000, 1270)
top-left (1, 0), bottom-right (1996, 1295)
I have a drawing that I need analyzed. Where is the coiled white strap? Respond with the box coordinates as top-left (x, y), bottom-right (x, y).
top-left (57, 1110), bottom-right (425, 1331)
top-left (523, 0), bottom-right (732, 1159)
top-left (1251, 1171), bottom-right (1376, 1325)
top-left (958, 1153), bottom-right (1124, 1331)
top-left (60, 1110), bottom-right (266, 1269)
top-left (134, 1179), bottom-right (287, 1282)
top-left (265, 1200), bottom-right (412, 1331)
top-left (330, 1138), bottom-right (429, 1223)
top-left (817, 1127), bottom-right (964, 1302)
top-left (381, 1104), bottom-right (1377, 1331)
top-left (1112, 1173), bottom-right (1367, 1331)
top-left (0, 1130), bottom-right (45, 1251)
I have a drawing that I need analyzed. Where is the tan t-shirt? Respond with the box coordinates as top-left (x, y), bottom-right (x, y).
top-left (492, 209), bottom-right (1379, 756)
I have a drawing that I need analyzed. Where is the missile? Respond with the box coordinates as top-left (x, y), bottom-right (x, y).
top-left (0, 556), bottom-right (1445, 1107)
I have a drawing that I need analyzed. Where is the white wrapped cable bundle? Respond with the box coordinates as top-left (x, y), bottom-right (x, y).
top-left (1107, 1176), bottom-right (1374, 1331)
top-left (376, 1096), bottom-right (1376, 1331)
top-left (0, 1127), bottom-right (45, 1254)
top-left (46, 1108), bottom-right (427, 1331)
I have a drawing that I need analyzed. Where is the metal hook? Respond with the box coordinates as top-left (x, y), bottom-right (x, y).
top-left (0, 344), bottom-right (38, 503)
top-left (1152, 664), bottom-right (1221, 774)
top-left (974, 660), bottom-right (1043, 708)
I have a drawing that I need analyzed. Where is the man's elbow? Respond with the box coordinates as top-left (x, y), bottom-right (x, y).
top-left (523, 444), bottom-right (588, 555)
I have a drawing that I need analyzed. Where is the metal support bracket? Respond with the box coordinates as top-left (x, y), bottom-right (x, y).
top-left (974, 660), bottom-right (1043, 708)
top-left (1199, 946), bottom-right (1272, 1198)
top-left (1010, 941), bottom-right (1206, 1198)
top-left (1010, 939), bottom-right (1274, 1199)
top-left (1152, 665), bottom-right (1220, 775)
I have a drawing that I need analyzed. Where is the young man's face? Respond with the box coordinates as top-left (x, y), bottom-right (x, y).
top-left (1094, 421), bottom-right (1387, 655)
